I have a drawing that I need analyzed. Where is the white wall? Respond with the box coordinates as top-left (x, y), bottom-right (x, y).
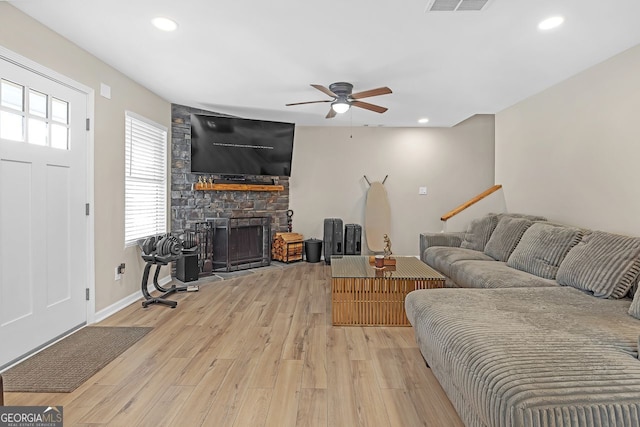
top-left (0, 4), bottom-right (171, 312)
top-left (289, 115), bottom-right (495, 255)
top-left (495, 43), bottom-right (640, 236)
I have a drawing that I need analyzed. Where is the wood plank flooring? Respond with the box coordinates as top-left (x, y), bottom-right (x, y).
top-left (4, 262), bottom-right (463, 426)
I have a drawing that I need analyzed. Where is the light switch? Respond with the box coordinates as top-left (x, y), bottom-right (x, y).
top-left (419, 186), bottom-right (427, 195)
top-left (100, 83), bottom-right (111, 99)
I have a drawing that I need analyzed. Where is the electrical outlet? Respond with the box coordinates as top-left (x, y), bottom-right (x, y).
top-left (115, 267), bottom-right (122, 281)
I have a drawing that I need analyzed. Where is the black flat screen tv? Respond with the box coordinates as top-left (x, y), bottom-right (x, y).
top-left (190, 114), bottom-right (295, 177)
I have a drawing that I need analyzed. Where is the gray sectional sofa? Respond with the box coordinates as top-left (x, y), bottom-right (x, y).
top-left (406, 213), bottom-right (640, 427)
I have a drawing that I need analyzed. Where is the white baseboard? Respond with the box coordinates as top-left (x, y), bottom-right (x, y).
top-left (94, 275), bottom-right (173, 323)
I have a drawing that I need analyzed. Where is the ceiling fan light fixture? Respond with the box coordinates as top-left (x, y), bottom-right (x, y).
top-left (331, 101), bottom-right (350, 114)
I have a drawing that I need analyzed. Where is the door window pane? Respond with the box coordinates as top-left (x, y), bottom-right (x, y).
top-left (28, 118), bottom-right (47, 146)
top-left (1, 81), bottom-right (71, 150)
top-left (51, 98), bottom-right (68, 124)
top-left (1, 80), bottom-right (24, 111)
top-left (51, 123), bottom-right (68, 149)
top-left (28, 90), bottom-right (47, 118)
top-left (0, 111), bottom-right (24, 141)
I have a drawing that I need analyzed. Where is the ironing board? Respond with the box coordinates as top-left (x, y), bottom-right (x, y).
top-left (364, 181), bottom-right (391, 252)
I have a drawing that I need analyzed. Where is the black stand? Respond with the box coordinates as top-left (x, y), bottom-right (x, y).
top-left (140, 254), bottom-right (195, 308)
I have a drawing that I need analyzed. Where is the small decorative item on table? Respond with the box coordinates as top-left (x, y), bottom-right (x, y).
top-left (368, 255), bottom-right (396, 266)
top-left (374, 255), bottom-right (385, 268)
top-left (383, 234), bottom-right (392, 257)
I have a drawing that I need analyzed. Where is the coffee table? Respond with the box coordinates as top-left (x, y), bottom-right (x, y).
top-left (331, 256), bottom-right (445, 326)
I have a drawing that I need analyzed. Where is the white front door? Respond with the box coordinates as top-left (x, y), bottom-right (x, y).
top-left (0, 54), bottom-right (89, 368)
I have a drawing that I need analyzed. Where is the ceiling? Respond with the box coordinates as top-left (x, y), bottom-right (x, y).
top-left (8, 0), bottom-right (640, 127)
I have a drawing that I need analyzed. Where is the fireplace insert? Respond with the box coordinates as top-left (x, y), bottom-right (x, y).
top-left (194, 217), bottom-right (271, 273)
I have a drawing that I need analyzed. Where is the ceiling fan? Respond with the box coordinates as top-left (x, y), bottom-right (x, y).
top-left (286, 82), bottom-right (392, 119)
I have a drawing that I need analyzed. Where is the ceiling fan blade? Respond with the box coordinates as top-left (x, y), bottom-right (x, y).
top-left (351, 100), bottom-right (388, 114)
top-left (325, 108), bottom-right (337, 119)
top-left (311, 84), bottom-right (337, 98)
top-left (351, 86), bottom-right (392, 99)
top-left (286, 100), bottom-right (332, 106)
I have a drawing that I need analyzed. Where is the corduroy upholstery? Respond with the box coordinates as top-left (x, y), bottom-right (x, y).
top-left (450, 260), bottom-right (558, 289)
top-left (630, 288), bottom-right (640, 320)
top-left (507, 222), bottom-right (583, 280)
top-left (406, 287), bottom-right (640, 427)
top-left (557, 231), bottom-right (640, 299)
top-left (425, 246), bottom-right (494, 278)
top-left (483, 216), bottom-right (533, 262)
top-left (460, 214), bottom-right (499, 251)
top-left (419, 231), bottom-right (465, 263)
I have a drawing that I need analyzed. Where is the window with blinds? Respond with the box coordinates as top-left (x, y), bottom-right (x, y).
top-left (124, 111), bottom-right (167, 246)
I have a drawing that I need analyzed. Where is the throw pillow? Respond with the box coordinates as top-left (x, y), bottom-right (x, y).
top-left (460, 214), bottom-right (499, 252)
top-left (557, 231), bottom-right (640, 299)
top-left (629, 285), bottom-right (640, 320)
top-left (483, 217), bottom-right (533, 262)
top-left (507, 222), bottom-right (583, 280)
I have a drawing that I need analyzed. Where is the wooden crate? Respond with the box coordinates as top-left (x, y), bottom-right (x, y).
top-left (272, 232), bottom-right (304, 263)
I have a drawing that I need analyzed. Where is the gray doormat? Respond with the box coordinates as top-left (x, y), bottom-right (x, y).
top-left (1, 326), bottom-right (152, 393)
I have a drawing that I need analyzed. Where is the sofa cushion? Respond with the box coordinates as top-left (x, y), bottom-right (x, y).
top-left (483, 216), bottom-right (532, 262)
top-left (424, 246), bottom-right (494, 277)
top-left (405, 286), bottom-right (640, 427)
top-left (460, 214), bottom-right (498, 251)
top-left (629, 284), bottom-right (640, 320)
top-left (557, 231), bottom-right (640, 299)
top-left (450, 260), bottom-right (558, 289)
top-left (507, 222), bottom-right (583, 280)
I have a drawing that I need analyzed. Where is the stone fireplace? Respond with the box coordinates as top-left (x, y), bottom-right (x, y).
top-left (170, 103), bottom-right (290, 242)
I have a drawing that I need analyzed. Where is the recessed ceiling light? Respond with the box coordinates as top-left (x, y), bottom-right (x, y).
top-left (538, 16), bottom-right (564, 31)
top-left (418, 118), bottom-right (430, 124)
top-left (152, 17), bottom-right (178, 32)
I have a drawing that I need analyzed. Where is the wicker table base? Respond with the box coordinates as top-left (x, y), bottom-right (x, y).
top-left (331, 256), bottom-right (444, 326)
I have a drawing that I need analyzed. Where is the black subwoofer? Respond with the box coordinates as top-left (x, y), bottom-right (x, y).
top-left (176, 254), bottom-right (199, 282)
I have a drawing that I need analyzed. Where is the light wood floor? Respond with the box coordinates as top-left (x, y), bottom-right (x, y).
top-left (5, 262), bottom-right (463, 426)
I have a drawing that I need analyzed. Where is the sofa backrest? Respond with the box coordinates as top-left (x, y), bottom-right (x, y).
top-left (507, 222), bottom-right (584, 280)
top-left (557, 230), bottom-right (640, 299)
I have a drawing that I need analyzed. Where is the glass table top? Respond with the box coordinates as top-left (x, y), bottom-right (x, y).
top-left (330, 256), bottom-right (444, 279)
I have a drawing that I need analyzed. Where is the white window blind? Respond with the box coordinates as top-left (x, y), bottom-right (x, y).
top-left (124, 111), bottom-right (167, 245)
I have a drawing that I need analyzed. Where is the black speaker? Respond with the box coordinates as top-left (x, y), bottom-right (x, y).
top-left (344, 224), bottom-right (362, 255)
top-left (176, 254), bottom-right (199, 282)
top-left (323, 218), bottom-right (343, 264)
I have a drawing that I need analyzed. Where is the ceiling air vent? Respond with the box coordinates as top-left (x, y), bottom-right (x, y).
top-left (425, 0), bottom-right (494, 12)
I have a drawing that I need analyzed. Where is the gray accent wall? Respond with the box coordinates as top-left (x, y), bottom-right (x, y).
top-left (495, 43), bottom-right (640, 236)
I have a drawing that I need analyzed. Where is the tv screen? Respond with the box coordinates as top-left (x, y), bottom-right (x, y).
top-left (190, 114), bottom-right (295, 177)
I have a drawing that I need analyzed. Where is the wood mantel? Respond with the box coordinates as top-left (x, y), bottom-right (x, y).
top-left (192, 183), bottom-right (284, 192)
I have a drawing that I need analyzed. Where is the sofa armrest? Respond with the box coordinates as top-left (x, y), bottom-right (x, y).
top-left (419, 232), bottom-right (465, 261)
